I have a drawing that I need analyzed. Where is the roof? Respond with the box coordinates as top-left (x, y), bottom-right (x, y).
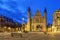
top-left (32, 9), bottom-right (43, 19)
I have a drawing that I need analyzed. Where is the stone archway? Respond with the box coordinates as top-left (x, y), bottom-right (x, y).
top-left (36, 25), bottom-right (42, 31)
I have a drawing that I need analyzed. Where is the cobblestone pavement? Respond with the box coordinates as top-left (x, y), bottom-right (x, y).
top-left (0, 32), bottom-right (60, 40)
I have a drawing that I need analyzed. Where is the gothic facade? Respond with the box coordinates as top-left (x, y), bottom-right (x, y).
top-left (25, 8), bottom-right (47, 32)
top-left (52, 9), bottom-right (60, 32)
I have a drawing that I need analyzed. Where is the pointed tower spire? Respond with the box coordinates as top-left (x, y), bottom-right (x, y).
top-left (28, 7), bottom-right (31, 17)
top-left (44, 8), bottom-right (47, 13)
top-left (28, 7), bottom-right (31, 19)
top-left (25, 7), bottom-right (31, 31)
top-left (43, 8), bottom-right (47, 32)
top-left (28, 7), bottom-right (30, 12)
top-left (44, 8), bottom-right (47, 18)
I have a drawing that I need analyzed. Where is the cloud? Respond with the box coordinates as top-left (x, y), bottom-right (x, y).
top-left (17, 6), bottom-right (26, 13)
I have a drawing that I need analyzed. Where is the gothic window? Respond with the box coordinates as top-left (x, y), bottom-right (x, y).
top-left (36, 19), bottom-right (39, 23)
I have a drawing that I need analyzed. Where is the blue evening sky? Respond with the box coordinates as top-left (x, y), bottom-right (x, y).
top-left (0, 0), bottom-right (60, 25)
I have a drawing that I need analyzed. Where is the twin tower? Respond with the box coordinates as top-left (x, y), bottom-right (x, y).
top-left (25, 7), bottom-right (47, 32)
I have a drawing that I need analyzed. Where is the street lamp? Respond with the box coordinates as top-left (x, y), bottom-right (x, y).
top-left (8, 27), bottom-right (11, 30)
top-left (22, 18), bottom-right (25, 31)
top-left (22, 18), bottom-right (24, 24)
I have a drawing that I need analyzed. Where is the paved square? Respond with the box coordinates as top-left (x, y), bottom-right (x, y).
top-left (0, 32), bottom-right (60, 40)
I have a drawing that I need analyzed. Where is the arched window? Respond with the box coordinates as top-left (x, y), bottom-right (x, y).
top-left (56, 13), bottom-right (60, 20)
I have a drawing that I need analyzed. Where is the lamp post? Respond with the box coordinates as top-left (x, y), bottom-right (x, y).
top-left (22, 18), bottom-right (24, 24)
top-left (22, 18), bottom-right (25, 31)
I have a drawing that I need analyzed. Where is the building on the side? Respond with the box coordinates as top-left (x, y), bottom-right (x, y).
top-left (0, 15), bottom-right (22, 32)
top-left (25, 7), bottom-right (47, 32)
top-left (52, 8), bottom-right (60, 32)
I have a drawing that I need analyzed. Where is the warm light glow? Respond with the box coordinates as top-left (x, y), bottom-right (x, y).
top-left (16, 28), bottom-right (19, 31)
top-left (8, 27), bottom-right (11, 30)
top-left (59, 12), bottom-right (60, 13)
top-left (18, 31), bottom-right (22, 33)
top-left (54, 29), bottom-right (56, 32)
top-left (25, 25), bottom-right (30, 31)
top-left (4, 26), bottom-right (6, 28)
top-left (52, 25), bottom-right (58, 32)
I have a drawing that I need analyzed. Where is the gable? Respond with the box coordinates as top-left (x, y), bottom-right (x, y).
top-left (31, 10), bottom-right (44, 23)
top-left (32, 10), bottom-right (43, 19)
top-left (34, 10), bottom-right (42, 17)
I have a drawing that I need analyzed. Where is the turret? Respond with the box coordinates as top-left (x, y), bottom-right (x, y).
top-left (43, 8), bottom-right (47, 32)
top-left (28, 7), bottom-right (31, 19)
top-left (25, 7), bottom-right (31, 31)
top-left (44, 8), bottom-right (47, 18)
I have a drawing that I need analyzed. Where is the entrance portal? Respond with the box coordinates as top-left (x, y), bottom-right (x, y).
top-left (36, 25), bottom-right (42, 31)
